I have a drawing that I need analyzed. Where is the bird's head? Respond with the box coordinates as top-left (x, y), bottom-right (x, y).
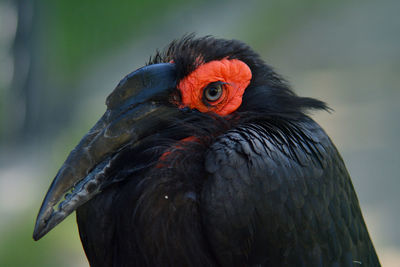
top-left (33, 35), bottom-right (326, 240)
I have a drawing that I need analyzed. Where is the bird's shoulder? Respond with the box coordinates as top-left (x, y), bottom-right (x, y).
top-left (201, 117), bottom-right (379, 266)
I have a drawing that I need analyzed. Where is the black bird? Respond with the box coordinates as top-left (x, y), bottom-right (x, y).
top-left (33, 36), bottom-right (380, 266)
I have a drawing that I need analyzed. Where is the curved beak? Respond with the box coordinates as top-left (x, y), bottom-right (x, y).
top-left (33, 63), bottom-right (177, 240)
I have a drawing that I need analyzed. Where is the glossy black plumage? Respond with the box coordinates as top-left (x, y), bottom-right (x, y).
top-left (202, 118), bottom-right (378, 266)
top-left (39, 35), bottom-right (380, 266)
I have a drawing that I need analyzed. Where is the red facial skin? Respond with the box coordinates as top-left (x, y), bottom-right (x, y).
top-left (159, 59), bottom-right (252, 164)
top-left (178, 58), bottom-right (252, 116)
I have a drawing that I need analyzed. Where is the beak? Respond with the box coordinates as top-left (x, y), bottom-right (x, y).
top-left (33, 63), bottom-right (177, 240)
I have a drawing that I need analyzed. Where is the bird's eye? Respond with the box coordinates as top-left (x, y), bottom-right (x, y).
top-left (203, 82), bottom-right (223, 102)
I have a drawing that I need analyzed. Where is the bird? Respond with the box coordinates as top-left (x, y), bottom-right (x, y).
top-left (33, 35), bottom-right (380, 266)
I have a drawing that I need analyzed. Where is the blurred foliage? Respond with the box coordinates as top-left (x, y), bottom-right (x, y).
top-left (241, 0), bottom-right (325, 49)
top-left (41, 0), bottom-right (200, 80)
top-left (0, 213), bottom-right (85, 267)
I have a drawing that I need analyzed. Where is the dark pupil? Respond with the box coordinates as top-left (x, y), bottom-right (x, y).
top-left (209, 87), bottom-right (218, 96)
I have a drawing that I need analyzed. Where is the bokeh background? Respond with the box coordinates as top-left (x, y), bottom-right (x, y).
top-left (0, 0), bottom-right (399, 266)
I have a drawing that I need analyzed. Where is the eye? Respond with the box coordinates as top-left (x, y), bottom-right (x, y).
top-left (203, 82), bottom-right (224, 102)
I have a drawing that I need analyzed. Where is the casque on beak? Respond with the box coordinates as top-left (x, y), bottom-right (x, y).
top-left (33, 63), bottom-right (178, 240)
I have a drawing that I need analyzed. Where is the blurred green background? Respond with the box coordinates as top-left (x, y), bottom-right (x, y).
top-left (1, 0), bottom-right (399, 266)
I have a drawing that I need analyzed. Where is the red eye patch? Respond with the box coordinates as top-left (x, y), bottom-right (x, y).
top-left (177, 59), bottom-right (252, 116)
